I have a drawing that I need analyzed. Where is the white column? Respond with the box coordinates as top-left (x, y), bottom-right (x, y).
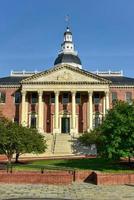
top-left (88, 91), bottom-right (93, 131)
top-left (38, 91), bottom-right (44, 133)
top-left (54, 91), bottom-right (59, 133)
top-left (105, 91), bottom-right (110, 111)
top-left (103, 94), bottom-right (106, 116)
top-left (21, 91), bottom-right (27, 126)
top-left (71, 91), bottom-right (76, 134)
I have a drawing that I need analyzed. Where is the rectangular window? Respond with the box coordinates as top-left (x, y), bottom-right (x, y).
top-left (94, 93), bottom-right (100, 104)
top-left (50, 93), bottom-right (55, 103)
top-left (31, 93), bottom-right (38, 104)
top-left (126, 92), bottom-right (132, 103)
top-left (94, 116), bottom-right (101, 128)
top-left (112, 92), bottom-right (117, 102)
top-left (0, 92), bottom-right (6, 103)
top-left (31, 115), bottom-right (36, 128)
top-left (62, 93), bottom-right (69, 104)
top-left (14, 117), bottom-right (19, 124)
top-left (15, 92), bottom-right (21, 104)
top-left (76, 93), bottom-right (81, 104)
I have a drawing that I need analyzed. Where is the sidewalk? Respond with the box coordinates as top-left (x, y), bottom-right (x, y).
top-left (0, 182), bottom-right (134, 200)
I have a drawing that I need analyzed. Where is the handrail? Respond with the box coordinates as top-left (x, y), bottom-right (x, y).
top-left (70, 134), bottom-right (74, 154)
top-left (51, 133), bottom-right (56, 154)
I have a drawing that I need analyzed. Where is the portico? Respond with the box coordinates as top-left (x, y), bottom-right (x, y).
top-left (20, 65), bottom-right (110, 136)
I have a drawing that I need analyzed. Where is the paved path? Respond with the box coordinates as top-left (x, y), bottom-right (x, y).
top-left (0, 183), bottom-right (134, 200)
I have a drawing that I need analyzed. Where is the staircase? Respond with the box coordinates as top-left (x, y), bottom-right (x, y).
top-left (53, 134), bottom-right (73, 155)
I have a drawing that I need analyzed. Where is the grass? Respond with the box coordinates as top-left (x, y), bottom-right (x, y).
top-left (12, 158), bottom-right (134, 173)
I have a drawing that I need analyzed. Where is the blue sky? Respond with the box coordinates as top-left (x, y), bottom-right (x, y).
top-left (0, 0), bottom-right (134, 77)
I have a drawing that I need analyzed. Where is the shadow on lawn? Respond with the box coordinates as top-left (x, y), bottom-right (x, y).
top-left (49, 158), bottom-right (134, 172)
top-left (1, 158), bottom-right (134, 173)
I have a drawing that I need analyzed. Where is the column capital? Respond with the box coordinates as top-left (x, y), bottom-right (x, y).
top-left (105, 91), bottom-right (110, 96)
top-left (38, 90), bottom-right (43, 96)
top-left (71, 90), bottom-right (76, 95)
top-left (21, 90), bottom-right (26, 96)
top-left (88, 91), bottom-right (93, 96)
top-left (54, 91), bottom-right (60, 96)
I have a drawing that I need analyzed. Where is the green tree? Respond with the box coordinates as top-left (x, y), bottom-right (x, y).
top-left (98, 101), bottom-right (134, 162)
top-left (79, 101), bottom-right (134, 163)
top-left (0, 120), bottom-right (19, 164)
top-left (0, 116), bottom-right (47, 164)
top-left (15, 126), bottom-right (47, 163)
top-left (79, 129), bottom-right (100, 146)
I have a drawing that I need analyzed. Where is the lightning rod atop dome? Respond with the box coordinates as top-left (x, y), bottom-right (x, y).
top-left (65, 14), bottom-right (70, 28)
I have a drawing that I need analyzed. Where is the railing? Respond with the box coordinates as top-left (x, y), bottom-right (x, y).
top-left (70, 134), bottom-right (75, 154)
top-left (92, 70), bottom-right (123, 77)
top-left (51, 133), bottom-right (56, 154)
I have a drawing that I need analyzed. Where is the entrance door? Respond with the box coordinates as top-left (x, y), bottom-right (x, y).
top-left (61, 117), bottom-right (70, 133)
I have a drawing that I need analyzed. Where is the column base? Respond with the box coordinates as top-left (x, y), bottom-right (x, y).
top-left (21, 121), bottom-right (27, 127)
top-left (38, 128), bottom-right (44, 134)
top-left (70, 129), bottom-right (78, 137)
top-left (87, 127), bottom-right (93, 132)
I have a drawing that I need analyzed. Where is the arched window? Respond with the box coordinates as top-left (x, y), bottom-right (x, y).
top-left (0, 92), bottom-right (6, 103)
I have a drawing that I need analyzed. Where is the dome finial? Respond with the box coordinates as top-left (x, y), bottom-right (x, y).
top-left (65, 14), bottom-right (70, 29)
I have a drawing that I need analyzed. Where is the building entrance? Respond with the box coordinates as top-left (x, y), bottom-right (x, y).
top-left (61, 117), bottom-right (70, 133)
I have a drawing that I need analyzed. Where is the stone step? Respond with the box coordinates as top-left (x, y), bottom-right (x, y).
top-left (53, 134), bottom-right (72, 154)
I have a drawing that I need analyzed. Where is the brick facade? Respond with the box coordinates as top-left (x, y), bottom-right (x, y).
top-left (0, 86), bottom-right (134, 133)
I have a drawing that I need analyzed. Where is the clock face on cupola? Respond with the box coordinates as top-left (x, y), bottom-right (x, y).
top-left (54, 26), bottom-right (82, 69)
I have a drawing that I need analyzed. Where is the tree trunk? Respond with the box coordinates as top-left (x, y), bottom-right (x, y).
top-left (15, 152), bottom-right (20, 163)
top-left (128, 156), bottom-right (131, 164)
top-left (7, 154), bottom-right (12, 165)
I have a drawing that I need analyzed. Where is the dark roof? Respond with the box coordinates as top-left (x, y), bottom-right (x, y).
top-left (54, 53), bottom-right (82, 65)
top-left (64, 31), bottom-right (72, 35)
top-left (0, 76), bottom-right (27, 85)
top-left (102, 76), bottom-right (134, 85)
top-left (0, 73), bottom-right (134, 86)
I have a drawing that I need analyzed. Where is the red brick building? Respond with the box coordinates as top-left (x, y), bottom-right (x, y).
top-left (0, 27), bottom-right (134, 138)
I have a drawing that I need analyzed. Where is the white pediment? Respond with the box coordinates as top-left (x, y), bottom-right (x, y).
top-left (22, 65), bottom-right (109, 84)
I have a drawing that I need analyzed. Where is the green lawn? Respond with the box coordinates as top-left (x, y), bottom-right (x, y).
top-left (12, 158), bottom-right (134, 173)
